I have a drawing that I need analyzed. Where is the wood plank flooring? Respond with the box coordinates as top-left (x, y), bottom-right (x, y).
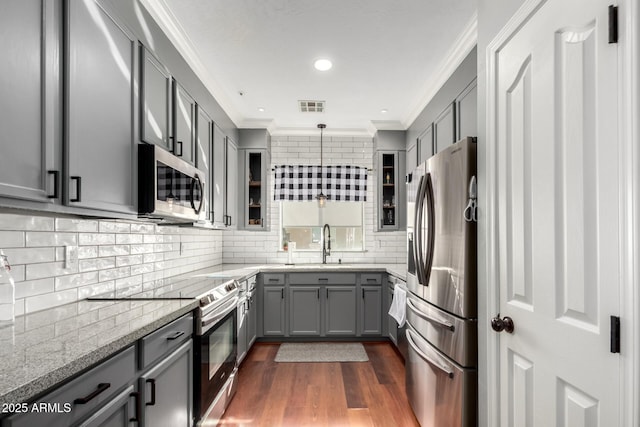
top-left (214, 342), bottom-right (420, 426)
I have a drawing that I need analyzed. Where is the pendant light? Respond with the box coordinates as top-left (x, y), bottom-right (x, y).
top-left (317, 123), bottom-right (327, 208)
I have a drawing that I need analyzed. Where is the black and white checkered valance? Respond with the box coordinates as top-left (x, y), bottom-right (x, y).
top-left (273, 165), bottom-right (367, 201)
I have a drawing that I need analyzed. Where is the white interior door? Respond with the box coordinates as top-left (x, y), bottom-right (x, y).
top-left (490, 0), bottom-right (621, 425)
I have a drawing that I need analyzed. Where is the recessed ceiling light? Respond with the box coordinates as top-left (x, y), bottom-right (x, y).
top-left (381, 109), bottom-right (388, 114)
top-left (258, 107), bottom-right (265, 112)
top-left (314, 59), bottom-right (333, 71)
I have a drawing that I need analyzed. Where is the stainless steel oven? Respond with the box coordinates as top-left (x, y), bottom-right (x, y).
top-left (194, 288), bottom-right (239, 426)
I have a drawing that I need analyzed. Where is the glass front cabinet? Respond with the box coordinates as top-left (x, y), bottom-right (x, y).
top-left (377, 150), bottom-right (405, 231)
top-left (243, 150), bottom-right (267, 230)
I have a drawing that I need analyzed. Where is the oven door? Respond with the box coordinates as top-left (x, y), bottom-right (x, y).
top-left (194, 307), bottom-right (237, 421)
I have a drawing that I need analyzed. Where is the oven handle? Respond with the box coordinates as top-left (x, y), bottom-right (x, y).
top-left (201, 296), bottom-right (239, 332)
top-left (406, 328), bottom-right (454, 379)
top-left (406, 298), bottom-right (455, 332)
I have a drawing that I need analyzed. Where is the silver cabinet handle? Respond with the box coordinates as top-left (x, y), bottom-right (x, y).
top-left (406, 299), bottom-right (455, 331)
top-left (406, 328), bottom-right (454, 378)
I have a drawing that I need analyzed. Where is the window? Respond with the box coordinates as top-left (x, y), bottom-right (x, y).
top-left (281, 201), bottom-right (364, 251)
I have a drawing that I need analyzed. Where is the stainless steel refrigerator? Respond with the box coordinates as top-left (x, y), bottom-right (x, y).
top-left (405, 137), bottom-right (477, 427)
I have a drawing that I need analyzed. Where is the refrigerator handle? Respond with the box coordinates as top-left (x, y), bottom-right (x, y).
top-left (414, 175), bottom-right (426, 286)
top-left (423, 173), bottom-right (436, 286)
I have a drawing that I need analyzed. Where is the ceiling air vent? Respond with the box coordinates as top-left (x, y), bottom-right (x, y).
top-left (299, 100), bottom-right (325, 113)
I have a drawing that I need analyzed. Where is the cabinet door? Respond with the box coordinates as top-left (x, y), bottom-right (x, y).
top-left (237, 299), bottom-right (247, 363)
top-left (407, 143), bottom-right (418, 175)
top-left (66, 0), bottom-right (136, 214)
top-left (247, 292), bottom-right (257, 347)
top-left (244, 150), bottom-right (267, 229)
top-left (77, 384), bottom-right (137, 427)
top-left (211, 123), bottom-right (226, 226)
top-left (359, 286), bottom-right (382, 336)
top-left (456, 78), bottom-right (477, 140)
top-left (196, 106), bottom-right (212, 221)
top-left (140, 46), bottom-right (171, 152)
top-left (386, 286), bottom-right (398, 346)
top-left (173, 81), bottom-right (195, 164)
top-left (289, 287), bottom-right (321, 336)
top-left (417, 124), bottom-right (433, 165)
top-left (0, 0), bottom-right (61, 203)
top-left (263, 286), bottom-right (285, 336)
top-left (225, 138), bottom-right (238, 226)
top-left (378, 151), bottom-right (399, 231)
top-left (325, 287), bottom-right (356, 336)
top-left (140, 341), bottom-right (192, 427)
top-left (433, 102), bottom-right (456, 153)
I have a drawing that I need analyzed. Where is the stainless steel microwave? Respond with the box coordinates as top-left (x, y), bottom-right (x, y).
top-left (138, 143), bottom-right (206, 222)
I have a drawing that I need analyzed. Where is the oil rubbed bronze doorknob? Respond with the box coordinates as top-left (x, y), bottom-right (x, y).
top-left (491, 314), bottom-right (515, 333)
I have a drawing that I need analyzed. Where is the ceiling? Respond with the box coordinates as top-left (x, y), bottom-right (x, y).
top-left (141, 0), bottom-right (477, 136)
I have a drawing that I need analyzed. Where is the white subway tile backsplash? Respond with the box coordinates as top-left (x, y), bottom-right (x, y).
top-left (130, 223), bottom-right (156, 234)
top-left (25, 289), bottom-right (78, 313)
top-left (78, 246), bottom-right (99, 259)
top-left (116, 234), bottom-right (143, 244)
top-left (99, 267), bottom-right (131, 282)
top-left (15, 278), bottom-right (55, 299)
top-left (55, 271), bottom-right (99, 291)
top-left (0, 231), bottom-right (25, 247)
top-left (0, 214), bottom-right (54, 231)
top-left (79, 233), bottom-right (116, 246)
top-left (26, 261), bottom-right (77, 281)
top-left (5, 247), bottom-right (56, 265)
top-left (99, 221), bottom-right (131, 233)
top-left (79, 258), bottom-right (116, 272)
top-left (25, 232), bottom-right (78, 247)
top-left (55, 218), bottom-right (99, 232)
top-left (115, 255), bottom-right (143, 267)
top-left (98, 245), bottom-right (131, 257)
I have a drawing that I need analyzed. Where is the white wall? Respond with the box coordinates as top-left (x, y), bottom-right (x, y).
top-left (223, 135), bottom-right (407, 265)
top-left (0, 213), bottom-right (223, 315)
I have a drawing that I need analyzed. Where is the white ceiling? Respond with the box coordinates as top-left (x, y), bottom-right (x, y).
top-left (141, 0), bottom-right (477, 136)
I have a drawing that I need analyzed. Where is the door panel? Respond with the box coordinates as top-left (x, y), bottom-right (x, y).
top-left (492, 0), bottom-right (620, 425)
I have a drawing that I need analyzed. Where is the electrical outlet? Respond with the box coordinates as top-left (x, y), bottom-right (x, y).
top-left (64, 245), bottom-right (78, 269)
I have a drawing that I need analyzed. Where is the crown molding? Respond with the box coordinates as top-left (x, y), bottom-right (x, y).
top-left (140, 0), bottom-right (242, 127)
top-left (402, 12), bottom-right (478, 129)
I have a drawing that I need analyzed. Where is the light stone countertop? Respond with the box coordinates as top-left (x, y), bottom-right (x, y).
top-left (0, 263), bottom-right (406, 407)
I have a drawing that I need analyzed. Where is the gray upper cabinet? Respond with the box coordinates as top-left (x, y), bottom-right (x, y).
top-left (377, 151), bottom-right (406, 231)
top-left (456, 78), bottom-right (478, 139)
top-left (407, 143), bottom-right (418, 175)
top-left (140, 46), bottom-right (172, 152)
top-left (242, 150), bottom-right (267, 230)
top-left (0, 0), bottom-right (61, 204)
top-left (173, 82), bottom-right (195, 165)
top-left (433, 102), bottom-right (456, 154)
top-left (417, 124), bottom-right (433, 166)
top-left (211, 123), bottom-right (226, 227)
top-left (65, 0), bottom-right (136, 214)
top-left (225, 137), bottom-right (238, 227)
top-left (196, 106), bottom-right (212, 221)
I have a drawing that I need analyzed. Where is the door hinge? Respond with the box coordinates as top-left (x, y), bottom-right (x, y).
top-left (608, 5), bottom-right (618, 44)
top-left (610, 315), bottom-right (620, 353)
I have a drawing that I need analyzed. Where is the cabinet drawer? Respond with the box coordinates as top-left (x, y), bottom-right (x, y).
top-left (289, 273), bottom-right (356, 285)
top-left (139, 313), bottom-right (193, 370)
top-left (4, 346), bottom-right (135, 427)
top-left (360, 273), bottom-right (382, 285)
top-left (262, 273), bottom-right (285, 285)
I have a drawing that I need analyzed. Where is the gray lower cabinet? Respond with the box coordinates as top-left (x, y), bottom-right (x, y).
top-left (139, 340), bottom-right (193, 427)
top-left (247, 290), bottom-right (258, 348)
top-left (289, 287), bottom-right (321, 336)
top-left (360, 286), bottom-right (382, 336)
top-left (76, 384), bottom-right (137, 427)
top-left (263, 286), bottom-right (286, 336)
top-left (325, 287), bottom-right (357, 336)
top-left (65, 0), bottom-right (136, 214)
top-left (2, 346), bottom-right (137, 427)
top-left (237, 296), bottom-right (248, 363)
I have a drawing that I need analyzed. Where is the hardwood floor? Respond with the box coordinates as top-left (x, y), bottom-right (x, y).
top-left (214, 342), bottom-right (420, 427)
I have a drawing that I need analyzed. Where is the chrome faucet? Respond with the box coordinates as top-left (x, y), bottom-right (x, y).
top-left (322, 223), bottom-right (331, 264)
